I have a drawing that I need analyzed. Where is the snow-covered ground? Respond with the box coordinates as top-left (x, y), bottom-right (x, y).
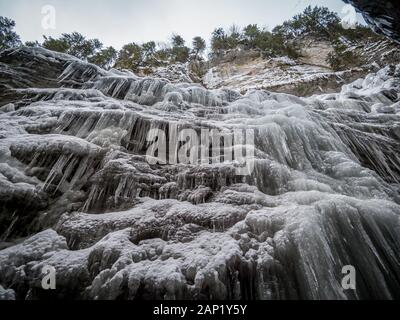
top-left (0, 46), bottom-right (399, 300)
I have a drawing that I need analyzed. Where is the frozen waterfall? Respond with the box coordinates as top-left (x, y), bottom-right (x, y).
top-left (0, 47), bottom-right (399, 300)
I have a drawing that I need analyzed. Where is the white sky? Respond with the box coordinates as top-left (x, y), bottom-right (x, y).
top-left (0, 0), bottom-right (365, 49)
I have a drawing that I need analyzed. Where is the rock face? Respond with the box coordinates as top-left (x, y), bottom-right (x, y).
top-left (203, 39), bottom-right (400, 96)
top-left (0, 46), bottom-right (400, 300)
top-left (344, 0), bottom-right (400, 43)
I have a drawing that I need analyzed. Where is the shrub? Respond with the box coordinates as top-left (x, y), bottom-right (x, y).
top-left (327, 41), bottom-right (364, 71)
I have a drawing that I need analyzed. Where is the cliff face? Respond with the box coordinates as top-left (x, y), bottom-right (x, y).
top-left (0, 46), bottom-right (399, 300)
top-left (203, 39), bottom-right (400, 96)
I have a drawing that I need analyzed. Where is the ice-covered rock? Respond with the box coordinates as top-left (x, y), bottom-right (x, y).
top-left (0, 46), bottom-right (399, 300)
top-left (344, 0), bottom-right (400, 43)
top-left (0, 285), bottom-right (15, 300)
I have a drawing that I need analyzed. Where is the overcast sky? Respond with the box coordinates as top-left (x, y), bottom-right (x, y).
top-left (0, 0), bottom-right (365, 49)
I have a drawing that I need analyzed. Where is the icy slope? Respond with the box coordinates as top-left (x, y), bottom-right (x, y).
top-left (0, 47), bottom-right (399, 300)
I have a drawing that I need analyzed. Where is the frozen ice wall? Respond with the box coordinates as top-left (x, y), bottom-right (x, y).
top-left (0, 47), bottom-right (399, 300)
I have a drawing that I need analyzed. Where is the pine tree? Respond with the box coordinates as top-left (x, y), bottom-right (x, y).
top-left (192, 36), bottom-right (206, 59)
top-left (115, 42), bottom-right (143, 71)
top-left (0, 17), bottom-right (21, 50)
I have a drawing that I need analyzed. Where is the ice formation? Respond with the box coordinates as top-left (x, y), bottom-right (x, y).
top-left (0, 46), bottom-right (399, 300)
top-left (344, 0), bottom-right (400, 44)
